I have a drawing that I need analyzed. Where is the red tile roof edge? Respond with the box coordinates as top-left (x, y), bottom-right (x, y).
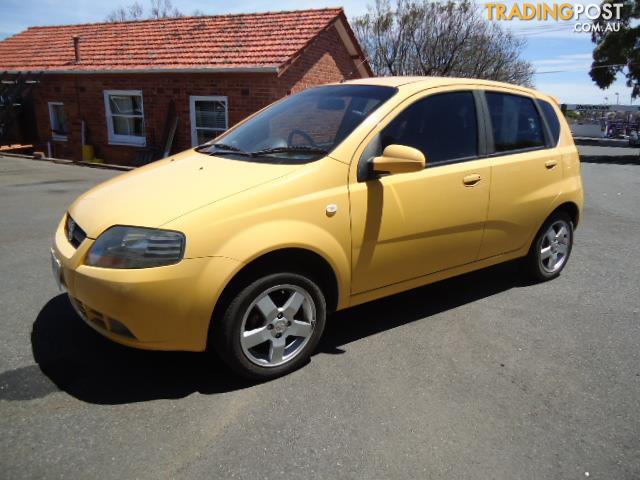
top-left (20, 7), bottom-right (344, 31)
top-left (277, 10), bottom-right (372, 79)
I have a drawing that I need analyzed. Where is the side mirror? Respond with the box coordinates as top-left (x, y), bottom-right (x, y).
top-left (372, 144), bottom-right (426, 175)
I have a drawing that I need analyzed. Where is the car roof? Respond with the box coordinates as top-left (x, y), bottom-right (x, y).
top-left (341, 76), bottom-right (558, 104)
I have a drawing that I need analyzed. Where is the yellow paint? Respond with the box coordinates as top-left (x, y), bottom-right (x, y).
top-left (372, 144), bottom-right (426, 174)
top-left (82, 144), bottom-right (95, 162)
top-left (53, 77), bottom-right (583, 352)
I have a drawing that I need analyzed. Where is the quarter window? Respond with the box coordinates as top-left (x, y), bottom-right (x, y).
top-left (486, 92), bottom-right (545, 152)
top-left (48, 102), bottom-right (68, 140)
top-left (380, 91), bottom-right (478, 165)
top-left (539, 100), bottom-right (561, 144)
top-left (103, 90), bottom-right (145, 146)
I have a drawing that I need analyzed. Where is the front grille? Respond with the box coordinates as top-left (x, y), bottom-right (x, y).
top-left (65, 214), bottom-right (87, 248)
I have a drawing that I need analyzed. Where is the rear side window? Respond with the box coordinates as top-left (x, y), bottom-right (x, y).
top-left (539, 100), bottom-right (561, 144)
top-left (381, 91), bottom-right (478, 165)
top-left (486, 92), bottom-right (545, 153)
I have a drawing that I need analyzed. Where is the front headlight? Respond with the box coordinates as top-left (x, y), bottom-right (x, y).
top-left (86, 226), bottom-right (185, 269)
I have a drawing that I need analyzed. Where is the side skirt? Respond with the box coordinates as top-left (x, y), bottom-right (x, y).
top-left (346, 248), bottom-right (528, 309)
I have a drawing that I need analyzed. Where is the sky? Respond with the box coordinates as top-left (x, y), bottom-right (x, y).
top-left (0, 0), bottom-right (634, 105)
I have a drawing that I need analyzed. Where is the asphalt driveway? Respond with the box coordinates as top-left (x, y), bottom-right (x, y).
top-left (0, 152), bottom-right (639, 479)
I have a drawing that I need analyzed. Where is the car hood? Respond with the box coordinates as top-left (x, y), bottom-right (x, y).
top-left (68, 150), bottom-right (301, 238)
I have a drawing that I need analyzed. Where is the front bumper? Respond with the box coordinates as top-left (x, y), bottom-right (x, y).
top-left (52, 217), bottom-right (240, 351)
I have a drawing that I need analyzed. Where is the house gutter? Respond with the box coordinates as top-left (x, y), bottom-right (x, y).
top-left (0, 67), bottom-right (280, 75)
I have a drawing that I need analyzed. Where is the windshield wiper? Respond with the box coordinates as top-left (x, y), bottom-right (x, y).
top-left (252, 146), bottom-right (328, 156)
top-left (197, 142), bottom-right (253, 156)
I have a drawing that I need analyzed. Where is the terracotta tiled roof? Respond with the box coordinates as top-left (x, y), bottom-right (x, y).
top-left (0, 8), bottom-right (356, 73)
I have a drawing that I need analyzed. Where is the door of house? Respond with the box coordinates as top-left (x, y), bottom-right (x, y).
top-left (189, 96), bottom-right (228, 147)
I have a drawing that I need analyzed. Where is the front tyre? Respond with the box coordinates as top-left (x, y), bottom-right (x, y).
top-left (526, 211), bottom-right (574, 282)
top-left (214, 273), bottom-right (326, 380)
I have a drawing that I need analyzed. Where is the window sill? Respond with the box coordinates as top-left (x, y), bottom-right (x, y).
top-left (107, 140), bottom-right (147, 147)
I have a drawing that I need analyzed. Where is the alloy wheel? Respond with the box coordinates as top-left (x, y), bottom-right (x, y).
top-left (239, 284), bottom-right (316, 367)
top-left (539, 220), bottom-right (571, 274)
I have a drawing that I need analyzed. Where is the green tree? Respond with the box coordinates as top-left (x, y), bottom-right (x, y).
top-left (590, 0), bottom-right (640, 97)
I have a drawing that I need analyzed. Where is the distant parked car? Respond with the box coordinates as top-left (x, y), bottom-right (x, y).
top-left (51, 77), bottom-right (584, 380)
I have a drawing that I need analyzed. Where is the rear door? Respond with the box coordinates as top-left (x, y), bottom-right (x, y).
top-left (477, 90), bottom-right (564, 259)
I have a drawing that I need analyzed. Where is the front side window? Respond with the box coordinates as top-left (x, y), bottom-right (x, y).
top-left (199, 85), bottom-right (397, 164)
top-left (486, 92), bottom-right (545, 153)
top-left (48, 102), bottom-right (68, 140)
top-left (190, 96), bottom-right (228, 146)
top-left (103, 90), bottom-right (145, 146)
top-left (380, 91), bottom-right (478, 166)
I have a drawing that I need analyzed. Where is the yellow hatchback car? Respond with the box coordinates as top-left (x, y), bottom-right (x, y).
top-left (52, 77), bottom-right (583, 379)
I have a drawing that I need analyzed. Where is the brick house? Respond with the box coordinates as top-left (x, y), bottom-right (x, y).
top-left (0, 8), bottom-right (371, 165)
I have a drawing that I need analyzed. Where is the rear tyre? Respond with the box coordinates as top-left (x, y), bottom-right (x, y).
top-left (525, 211), bottom-right (574, 282)
top-left (213, 272), bottom-right (326, 380)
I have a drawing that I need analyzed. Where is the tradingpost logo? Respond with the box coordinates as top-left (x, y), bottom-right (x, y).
top-left (484, 2), bottom-right (624, 33)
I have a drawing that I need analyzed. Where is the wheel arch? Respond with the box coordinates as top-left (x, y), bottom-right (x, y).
top-left (527, 201), bottom-right (580, 256)
top-left (207, 247), bottom-right (341, 348)
top-left (553, 201), bottom-right (580, 228)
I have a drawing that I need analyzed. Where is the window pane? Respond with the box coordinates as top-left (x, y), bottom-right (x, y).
top-left (112, 116), bottom-right (144, 137)
top-left (486, 93), bottom-right (545, 152)
top-left (51, 104), bottom-right (68, 134)
top-left (381, 91), bottom-right (478, 165)
top-left (195, 100), bottom-right (226, 130)
top-left (109, 95), bottom-right (143, 115)
top-left (196, 128), bottom-right (220, 145)
top-left (540, 100), bottom-right (561, 144)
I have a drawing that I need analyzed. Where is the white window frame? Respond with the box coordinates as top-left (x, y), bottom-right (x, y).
top-left (189, 95), bottom-right (228, 147)
top-left (103, 90), bottom-right (146, 146)
top-left (48, 101), bottom-right (68, 141)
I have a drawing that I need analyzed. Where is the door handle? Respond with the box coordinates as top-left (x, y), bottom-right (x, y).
top-left (463, 174), bottom-right (482, 186)
top-left (545, 160), bottom-right (558, 169)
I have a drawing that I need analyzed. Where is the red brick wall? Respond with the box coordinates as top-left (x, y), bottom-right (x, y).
top-left (281, 25), bottom-right (361, 93)
top-left (30, 25), bottom-right (365, 165)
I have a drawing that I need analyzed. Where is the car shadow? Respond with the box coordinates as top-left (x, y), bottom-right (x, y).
top-left (319, 260), bottom-right (528, 354)
top-left (20, 260), bottom-right (527, 405)
top-left (25, 295), bottom-right (252, 404)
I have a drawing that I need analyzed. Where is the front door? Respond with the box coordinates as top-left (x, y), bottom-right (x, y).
top-left (189, 96), bottom-right (228, 147)
top-left (349, 90), bottom-right (491, 294)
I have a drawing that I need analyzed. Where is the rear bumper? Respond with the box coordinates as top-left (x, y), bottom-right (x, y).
top-left (52, 217), bottom-right (240, 351)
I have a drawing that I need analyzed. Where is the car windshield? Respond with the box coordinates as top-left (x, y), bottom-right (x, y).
top-left (197, 85), bottom-right (397, 164)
